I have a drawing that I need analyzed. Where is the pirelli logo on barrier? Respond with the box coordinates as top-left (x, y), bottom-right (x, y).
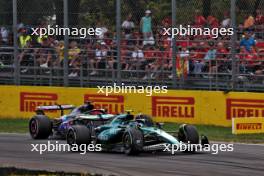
top-left (152, 96), bottom-right (195, 118)
top-left (232, 117), bottom-right (264, 134)
top-left (236, 123), bottom-right (262, 130)
top-left (84, 94), bottom-right (124, 114)
top-left (20, 92), bottom-right (58, 112)
top-left (226, 99), bottom-right (264, 120)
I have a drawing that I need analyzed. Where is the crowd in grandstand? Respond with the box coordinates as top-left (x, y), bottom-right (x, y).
top-left (0, 9), bottom-right (264, 81)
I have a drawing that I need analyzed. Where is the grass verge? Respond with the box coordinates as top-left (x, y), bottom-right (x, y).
top-left (0, 119), bottom-right (263, 143)
top-left (164, 123), bottom-right (264, 143)
top-left (0, 119), bottom-right (28, 133)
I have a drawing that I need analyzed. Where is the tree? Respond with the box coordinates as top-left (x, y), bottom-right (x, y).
top-left (0, 0), bottom-right (12, 26)
top-left (55, 0), bottom-right (63, 27)
top-left (17, 0), bottom-right (54, 25)
top-left (202, 0), bottom-right (211, 18)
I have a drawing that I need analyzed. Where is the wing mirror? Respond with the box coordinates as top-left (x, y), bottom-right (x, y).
top-left (201, 135), bottom-right (209, 146)
top-left (156, 122), bottom-right (164, 129)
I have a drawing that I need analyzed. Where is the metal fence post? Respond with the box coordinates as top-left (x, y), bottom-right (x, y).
top-left (172, 0), bottom-right (177, 88)
top-left (231, 0), bottom-right (237, 90)
top-left (63, 0), bottom-right (69, 86)
top-left (13, 0), bottom-right (19, 85)
top-left (116, 0), bottom-right (121, 85)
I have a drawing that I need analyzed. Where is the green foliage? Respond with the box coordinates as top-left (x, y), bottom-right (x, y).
top-left (0, 119), bottom-right (28, 133)
top-left (0, 0), bottom-right (261, 27)
top-left (164, 123), bottom-right (264, 143)
top-left (0, 0), bottom-right (12, 26)
top-left (17, 0), bottom-right (55, 25)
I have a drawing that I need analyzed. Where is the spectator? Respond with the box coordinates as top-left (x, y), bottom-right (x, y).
top-left (216, 42), bottom-right (230, 73)
top-left (54, 41), bottom-right (64, 67)
top-left (129, 46), bottom-right (140, 71)
top-left (216, 42), bottom-right (229, 59)
top-left (36, 38), bottom-right (54, 73)
top-left (105, 45), bottom-right (115, 70)
top-left (203, 42), bottom-right (217, 75)
top-left (191, 42), bottom-right (208, 60)
top-left (238, 46), bottom-right (259, 74)
top-left (96, 22), bottom-right (108, 42)
top-left (245, 46), bottom-right (258, 66)
top-left (19, 28), bottom-right (31, 48)
top-left (238, 46), bottom-right (248, 73)
top-left (194, 9), bottom-right (206, 27)
top-left (0, 27), bottom-right (9, 45)
top-left (161, 35), bottom-right (171, 51)
top-left (140, 10), bottom-right (155, 46)
top-left (124, 46), bottom-right (134, 71)
top-left (120, 45), bottom-right (129, 71)
top-left (161, 15), bottom-right (172, 28)
top-left (131, 45), bottom-right (144, 65)
top-left (130, 31), bottom-right (141, 46)
top-left (240, 32), bottom-right (256, 52)
top-left (122, 14), bottom-right (135, 40)
top-left (179, 45), bottom-right (190, 58)
top-left (19, 40), bottom-right (39, 73)
top-left (207, 15), bottom-right (219, 28)
top-left (143, 45), bottom-right (157, 79)
top-left (68, 41), bottom-right (81, 77)
top-left (244, 14), bottom-right (255, 29)
top-left (204, 42), bottom-right (216, 61)
top-left (69, 41), bottom-right (80, 60)
top-left (90, 42), bottom-right (108, 75)
top-left (86, 42), bottom-right (96, 68)
top-left (177, 46), bottom-right (190, 77)
top-left (2, 9), bottom-right (263, 85)
top-left (255, 9), bottom-right (264, 25)
top-left (221, 11), bottom-right (231, 27)
top-left (190, 42), bottom-right (208, 75)
top-left (192, 60), bottom-right (204, 76)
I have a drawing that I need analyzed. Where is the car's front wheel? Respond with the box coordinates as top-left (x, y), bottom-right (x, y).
top-left (178, 124), bottom-right (199, 152)
top-left (66, 125), bottom-right (91, 146)
top-left (123, 128), bottom-right (144, 155)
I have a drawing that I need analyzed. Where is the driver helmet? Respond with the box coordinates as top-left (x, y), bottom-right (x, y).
top-left (80, 101), bottom-right (94, 113)
top-left (135, 114), bottom-right (154, 126)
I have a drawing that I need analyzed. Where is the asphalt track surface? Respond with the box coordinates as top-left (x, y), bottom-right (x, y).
top-left (0, 133), bottom-right (264, 176)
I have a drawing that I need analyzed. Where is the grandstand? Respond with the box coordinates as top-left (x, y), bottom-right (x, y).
top-left (0, 0), bottom-right (263, 91)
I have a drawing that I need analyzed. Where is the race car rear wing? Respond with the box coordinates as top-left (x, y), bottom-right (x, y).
top-left (36, 105), bottom-right (75, 116)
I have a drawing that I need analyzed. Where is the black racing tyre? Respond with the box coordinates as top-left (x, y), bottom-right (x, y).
top-left (178, 124), bottom-right (199, 152)
top-left (66, 125), bottom-right (91, 146)
top-left (123, 128), bottom-right (144, 155)
top-left (29, 115), bottom-right (52, 139)
top-left (178, 124), bottom-right (199, 144)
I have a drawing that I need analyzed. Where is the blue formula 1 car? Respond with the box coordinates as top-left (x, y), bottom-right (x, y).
top-left (29, 102), bottom-right (115, 139)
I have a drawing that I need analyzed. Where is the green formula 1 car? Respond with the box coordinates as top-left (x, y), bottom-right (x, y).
top-left (65, 112), bottom-right (209, 155)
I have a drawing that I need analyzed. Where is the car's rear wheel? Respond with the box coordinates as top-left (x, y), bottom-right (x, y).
top-left (178, 124), bottom-right (199, 152)
top-left (123, 128), bottom-right (144, 155)
top-left (66, 125), bottom-right (91, 146)
top-left (29, 115), bottom-right (52, 139)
